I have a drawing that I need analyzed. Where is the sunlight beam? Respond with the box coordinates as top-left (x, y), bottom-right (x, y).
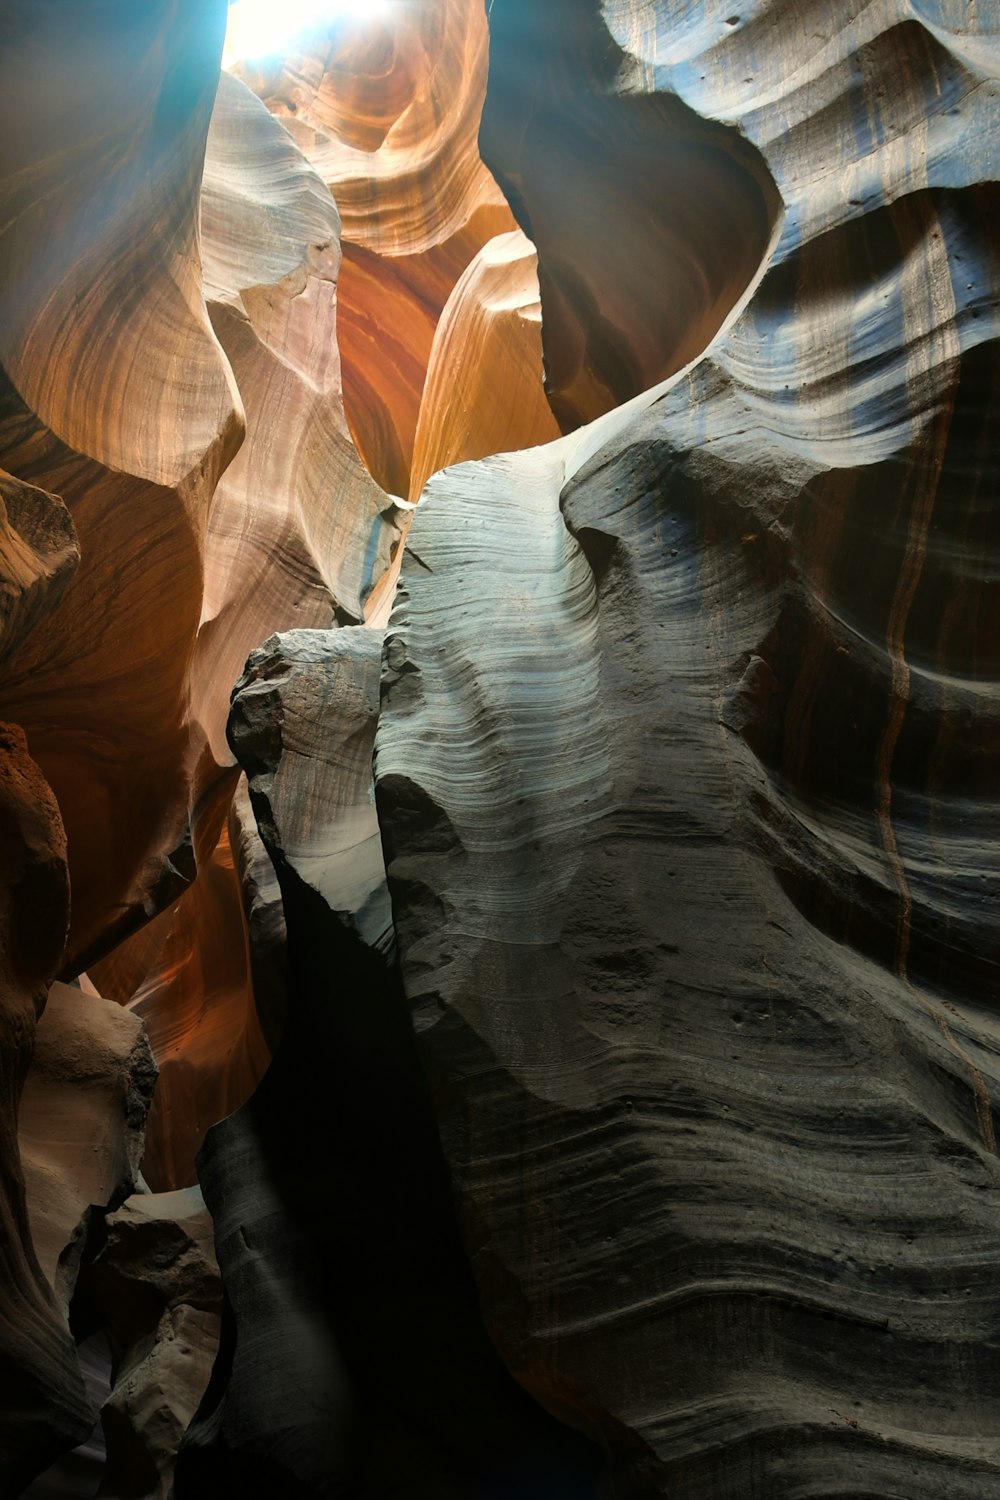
top-left (223, 0), bottom-right (392, 69)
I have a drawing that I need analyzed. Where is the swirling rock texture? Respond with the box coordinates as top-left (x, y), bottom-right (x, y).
top-left (173, 629), bottom-right (597, 1496)
top-left (374, 0), bottom-right (1000, 1495)
top-left (2, 0), bottom-right (1000, 1496)
top-left (87, 63), bottom-right (399, 1193)
top-left (234, 0), bottom-right (547, 504)
top-left (0, 0), bottom-right (394, 1486)
top-left (0, 0), bottom-right (240, 975)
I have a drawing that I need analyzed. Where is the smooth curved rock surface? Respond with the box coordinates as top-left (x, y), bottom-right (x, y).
top-left (175, 628), bottom-right (599, 1497)
top-left (72, 63), bottom-right (400, 1191)
top-left (481, 0), bottom-right (782, 429)
top-left (0, 471), bottom-right (78, 674)
top-left (374, 1), bottom-right (1000, 1493)
top-left (235, 0), bottom-right (518, 499)
top-left (227, 778), bottom-right (287, 1056)
top-left (410, 228), bottom-right (560, 501)
top-left (2, 0), bottom-right (999, 1495)
top-left (0, 0), bottom-right (240, 973)
top-left (89, 825), bottom-right (268, 1193)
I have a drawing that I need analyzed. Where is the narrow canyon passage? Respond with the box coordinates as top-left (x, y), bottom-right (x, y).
top-left (2, 0), bottom-right (1000, 1498)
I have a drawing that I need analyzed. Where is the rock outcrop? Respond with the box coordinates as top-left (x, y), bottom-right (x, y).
top-left (19, 982), bottom-right (156, 1314)
top-left (93, 1188), bottom-right (221, 1500)
top-left (1, 0), bottom-right (999, 1495)
top-left (174, 629), bottom-right (599, 1497)
top-left (235, 0), bottom-right (517, 501)
top-left (373, 1), bottom-right (1000, 1495)
top-left (0, 0), bottom-right (240, 975)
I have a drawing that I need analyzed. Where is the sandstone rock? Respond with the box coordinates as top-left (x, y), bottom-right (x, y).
top-left (92, 1188), bottom-right (221, 1500)
top-left (18, 982), bottom-right (156, 1312)
top-left (175, 628), bottom-right (598, 1496)
top-left (481, 0), bottom-right (782, 430)
top-left (235, 0), bottom-right (517, 500)
top-left (0, 0), bottom-right (241, 972)
top-left (88, 826), bottom-right (268, 1193)
top-left (78, 61), bottom-right (400, 1191)
top-left (0, 726), bottom-right (91, 1488)
top-left (2, 0), bottom-right (999, 1495)
top-left (409, 228), bottom-right (560, 501)
top-left (21, 1333), bottom-right (111, 1500)
top-left (371, 2), bottom-right (1000, 1493)
top-left (229, 629), bottom-right (393, 957)
top-left (227, 778), bottom-right (287, 1055)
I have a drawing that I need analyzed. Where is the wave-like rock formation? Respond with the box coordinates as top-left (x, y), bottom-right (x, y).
top-left (373, 1), bottom-right (1000, 1494)
top-left (173, 628), bottom-right (598, 1496)
top-left (19, 982), bottom-right (156, 1316)
top-left (234, 0), bottom-right (526, 500)
top-left (481, 0), bottom-right (782, 428)
top-left (1, 0), bottom-right (999, 1494)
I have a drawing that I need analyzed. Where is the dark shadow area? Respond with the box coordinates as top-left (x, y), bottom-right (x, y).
top-left (175, 842), bottom-right (602, 1498)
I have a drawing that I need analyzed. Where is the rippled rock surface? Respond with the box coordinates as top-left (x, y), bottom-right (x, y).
top-left (0, 0), bottom-right (998, 1495)
top-left (374, 0), bottom-right (1000, 1494)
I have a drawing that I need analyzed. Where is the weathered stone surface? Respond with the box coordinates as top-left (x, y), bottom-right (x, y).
top-left (235, 0), bottom-right (518, 501)
top-left (227, 777), bottom-right (287, 1055)
top-left (2, 0), bottom-right (999, 1494)
top-left (373, 2), bottom-right (1000, 1494)
top-left (19, 982), bottom-right (156, 1312)
top-left (92, 1187), bottom-right (221, 1500)
top-left (0, 726), bottom-right (91, 1489)
top-left (76, 59), bottom-right (400, 1192)
top-left (175, 628), bottom-right (598, 1496)
top-left (88, 825), bottom-right (267, 1193)
top-left (21, 1334), bottom-right (111, 1500)
top-left (410, 228), bottom-right (560, 501)
top-left (230, 629), bottom-right (392, 957)
top-left (0, 0), bottom-right (241, 973)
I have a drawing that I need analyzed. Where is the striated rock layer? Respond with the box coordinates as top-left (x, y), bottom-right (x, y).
top-left (374, 0), bottom-right (1000, 1494)
top-left (234, 0), bottom-right (537, 502)
top-left (175, 629), bottom-right (599, 1497)
top-left (1, 0), bottom-right (999, 1495)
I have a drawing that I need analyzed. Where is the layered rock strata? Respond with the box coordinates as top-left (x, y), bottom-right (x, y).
top-left (92, 1188), bottom-right (221, 1500)
top-left (373, 0), bottom-right (1000, 1494)
top-left (0, 0), bottom-right (240, 974)
top-left (234, 0), bottom-right (537, 501)
top-left (0, 0), bottom-right (998, 1496)
top-left (175, 630), bottom-right (599, 1497)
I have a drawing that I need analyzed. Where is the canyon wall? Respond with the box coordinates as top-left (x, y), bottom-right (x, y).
top-left (1, 0), bottom-right (999, 1496)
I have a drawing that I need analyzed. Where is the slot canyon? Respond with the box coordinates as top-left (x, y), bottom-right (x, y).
top-left (0, 0), bottom-right (999, 1495)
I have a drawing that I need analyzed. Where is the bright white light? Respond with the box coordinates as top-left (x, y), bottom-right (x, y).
top-left (223, 0), bottom-right (391, 69)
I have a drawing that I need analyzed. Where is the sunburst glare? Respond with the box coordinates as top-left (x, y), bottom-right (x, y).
top-left (223, 0), bottom-right (392, 69)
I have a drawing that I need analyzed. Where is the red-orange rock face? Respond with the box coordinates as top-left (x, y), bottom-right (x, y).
top-left (233, 0), bottom-right (533, 500)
